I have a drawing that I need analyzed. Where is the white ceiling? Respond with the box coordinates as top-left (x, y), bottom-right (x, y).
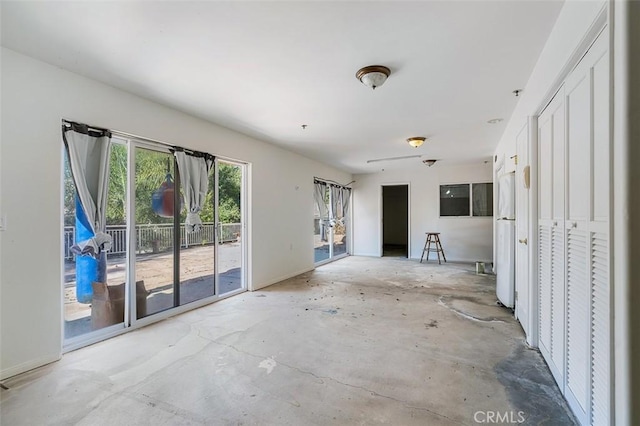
top-left (1, 1), bottom-right (563, 173)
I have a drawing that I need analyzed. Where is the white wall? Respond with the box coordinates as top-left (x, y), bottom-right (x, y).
top-left (0, 48), bottom-right (351, 379)
top-left (353, 162), bottom-right (493, 262)
top-left (494, 0), bottom-right (606, 162)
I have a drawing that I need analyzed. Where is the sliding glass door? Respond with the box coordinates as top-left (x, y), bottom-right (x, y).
top-left (313, 180), bottom-right (350, 265)
top-left (216, 160), bottom-right (244, 296)
top-left (63, 139), bottom-right (128, 341)
top-left (134, 147), bottom-right (177, 318)
top-left (314, 184), bottom-right (330, 263)
top-left (63, 131), bottom-right (246, 346)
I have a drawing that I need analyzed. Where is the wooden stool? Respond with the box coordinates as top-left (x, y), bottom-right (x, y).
top-left (420, 232), bottom-right (447, 264)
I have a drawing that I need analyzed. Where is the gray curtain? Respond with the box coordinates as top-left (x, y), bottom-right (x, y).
top-left (62, 122), bottom-right (112, 257)
top-left (330, 186), bottom-right (351, 226)
top-left (174, 151), bottom-right (214, 233)
top-left (341, 187), bottom-right (352, 224)
top-left (314, 182), bottom-right (328, 242)
top-left (330, 185), bottom-right (342, 226)
top-left (314, 182), bottom-right (328, 220)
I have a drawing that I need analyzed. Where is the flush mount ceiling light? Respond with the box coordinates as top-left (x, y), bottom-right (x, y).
top-left (423, 159), bottom-right (437, 167)
top-left (407, 137), bottom-right (426, 148)
top-left (487, 118), bottom-right (503, 124)
top-left (356, 65), bottom-right (391, 90)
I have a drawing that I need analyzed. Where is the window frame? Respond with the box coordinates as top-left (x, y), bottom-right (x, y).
top-left (439, 182), bottom-right (493, 218)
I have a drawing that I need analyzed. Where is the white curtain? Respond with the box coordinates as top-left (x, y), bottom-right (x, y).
top-left (63, 122), bottom-right (112, 257)
top-left (175, 150), bottom-right (214, 233)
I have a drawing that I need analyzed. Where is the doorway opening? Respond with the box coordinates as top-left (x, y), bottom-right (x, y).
top-left (382, 185), bottom-right (409, 257)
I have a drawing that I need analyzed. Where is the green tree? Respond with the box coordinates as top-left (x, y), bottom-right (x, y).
top-left (106, 144), bottom-right (127, 225)
top-left (217, 162), bottom-right (241, 223)
top-left (64, 147), bottom-right (242, 230)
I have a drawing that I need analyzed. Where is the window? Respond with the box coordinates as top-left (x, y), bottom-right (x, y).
top-left (440, 183), bottom-right (493, 217)
top-left (472, 183), bottom-right (493, 216)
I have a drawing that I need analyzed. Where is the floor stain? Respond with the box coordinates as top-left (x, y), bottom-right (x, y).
top-left (494, 346), bottom-right (577, 425)
top-left (438, 295), bottom-right (506, 323)
top-left (424, 320), bottom-right (438, 329)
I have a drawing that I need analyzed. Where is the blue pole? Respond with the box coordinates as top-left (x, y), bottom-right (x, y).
top-left (75, 196), bottom-right (96, 304)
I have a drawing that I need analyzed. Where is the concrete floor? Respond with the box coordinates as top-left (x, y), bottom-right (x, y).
top-left (0, 256), bottom-right (575, 425)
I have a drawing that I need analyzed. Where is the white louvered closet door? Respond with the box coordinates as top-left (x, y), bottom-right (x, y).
top-left (537, 88), bottom-right (566, 387)
top-left (588, 30), bottom-right (611, 426)
top-left (563, 28), bottom-right (610, 426)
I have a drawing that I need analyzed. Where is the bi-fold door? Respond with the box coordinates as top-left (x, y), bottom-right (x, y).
top-left (536, 28), bottom-right (611, 425)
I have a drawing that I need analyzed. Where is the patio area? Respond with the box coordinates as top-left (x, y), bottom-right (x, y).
top-left (64, 242), bottom-right (242, 339)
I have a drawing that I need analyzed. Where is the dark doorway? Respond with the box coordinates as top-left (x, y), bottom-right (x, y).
top-left (382, 185), bottom-right (409, 257)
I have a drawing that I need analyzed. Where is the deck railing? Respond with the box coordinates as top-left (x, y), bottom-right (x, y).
top-left (64, 222), bottom-right (241, 261)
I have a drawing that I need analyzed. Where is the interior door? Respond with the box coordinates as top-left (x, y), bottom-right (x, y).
top-left (563, 28), bottom-right (610, 426)
top-left (537, 85), bottom-right (566, 389)
top-left (515, 123), bottom-right (529, 332)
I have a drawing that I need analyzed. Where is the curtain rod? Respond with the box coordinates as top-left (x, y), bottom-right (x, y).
top-left (111, 130), bottom-right (212, 159)
top-left (314, 177), bottom-right (355, 188)
top-left (63, 119), bottom-right (214, 159)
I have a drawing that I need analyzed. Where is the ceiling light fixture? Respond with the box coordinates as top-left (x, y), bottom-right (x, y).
top-left (423, 159), bottom-right (437, 167)
top-left (407, 137), bottom-right (426, 148)
top-left (487, 118), bottom-right (503, 124)
top-left (356, 65), bottom-right (391, 90)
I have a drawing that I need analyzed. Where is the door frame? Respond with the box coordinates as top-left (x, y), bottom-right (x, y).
top-left (379, 183), bottom-right (411, 258)
top-left (214, 157), bottom-right (248, 296)
top-left (515, 121), bottom-right (531, 339)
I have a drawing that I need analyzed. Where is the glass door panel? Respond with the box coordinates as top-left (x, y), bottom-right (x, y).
top-left (314, 185), bottom-right (330, 263)
top-left (134, 147), bottom-right (176, 318)
top-left (63, 142), bottom-right (127, 340)
top-left (333, 221), bottom-right (347, 257)
top-left (180, 165), bottom-right (216, 305)
top-left (217, 161), bottom-right (243, 295)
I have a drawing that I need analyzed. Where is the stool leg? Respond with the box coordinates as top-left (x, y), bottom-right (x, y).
top-left (436, 235), bottom-right (446, 263)
top-left (426, 236), bottom-right (432, 261)
top-left (435, 236), bottom-right (441, 264)
top-left (420, 237), bottom-right (428, 263)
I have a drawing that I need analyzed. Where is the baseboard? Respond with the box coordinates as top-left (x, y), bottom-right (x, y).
top-left (1, 353), bottom-right (61, 381)
top-left (252, 267), bottom-right (315, 291)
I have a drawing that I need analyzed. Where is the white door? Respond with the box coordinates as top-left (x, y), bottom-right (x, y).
top-left (537, 86), bottom-right (566, 389)
top-left (536, 27), bottom-right (611, 426)
top-left (515, 123), bottom-right (529, 333)
top-left (563, 28), bottom-right (610, 426)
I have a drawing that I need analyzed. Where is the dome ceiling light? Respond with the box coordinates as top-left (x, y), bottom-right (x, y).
top-left (407, 137), bottom-right (426, 148)
top-left (356, 65), bottom-right (391, 90)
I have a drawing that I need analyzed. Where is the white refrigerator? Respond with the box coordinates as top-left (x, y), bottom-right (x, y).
top-left (496, 172), bottom-right (515, 308)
